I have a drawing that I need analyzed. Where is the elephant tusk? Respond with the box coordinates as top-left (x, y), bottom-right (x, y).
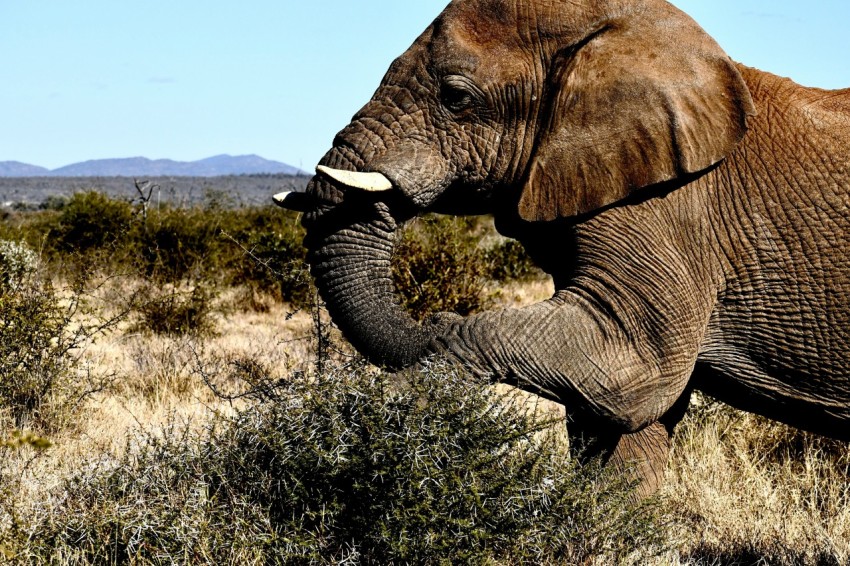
top-left (272, 190), bottom-right (312, 212)
top-left (316, 165), bottom-right (393, 192)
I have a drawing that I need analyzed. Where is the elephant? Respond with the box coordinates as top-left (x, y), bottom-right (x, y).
top-left (274, 0), bottom-right (850, 496)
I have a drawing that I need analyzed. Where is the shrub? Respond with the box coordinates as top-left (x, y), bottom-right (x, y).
top-left (486, 237), bottom-right (540, 282)
top-left (392, 215), bottom-right (545, 320)
top-left (0, 208), bottom-right (59, 253)
top-left (7, 363), bottom-right (667, 564)
top-left (0, 272), bottom-right (93, 430)
top-left (133, 202), bottom-right (311, 306)
top-left (230, 229), bottom-right (312, 308)
top-left (38, 195), bottom-right (68, 211)
top-left (134, 282), bottom-right (217, 337)
top-left (221, 206), bottom-right (312, 310)
top-left (51, 191), bottom-right (133, 254)
top-left (0, 239), bottom-right (38, 292)
top-left (393, 215), bottom-right (490, 320)
top-left (5, 192), bottom-right (541, 316)
top-left (138, 206), bottom-right (223, 283)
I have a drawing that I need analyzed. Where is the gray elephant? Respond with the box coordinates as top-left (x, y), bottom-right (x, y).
top-left (275, 0), bottom-right (850, 495)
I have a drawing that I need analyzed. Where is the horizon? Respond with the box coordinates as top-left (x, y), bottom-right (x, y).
top-left (0, 153), bottom-right (308, 179)
top-left (4, 153), bottom-right (298, 170)
top-left (3, 1), bottom-right (849, 171)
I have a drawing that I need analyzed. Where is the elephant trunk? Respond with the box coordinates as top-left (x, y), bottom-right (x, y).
top-left (301, 158), bottom-right (434, 369)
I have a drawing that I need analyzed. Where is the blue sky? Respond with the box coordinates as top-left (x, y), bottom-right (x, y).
top-left (2, 1), bottom-right (848, 171)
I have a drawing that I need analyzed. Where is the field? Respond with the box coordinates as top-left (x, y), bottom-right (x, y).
top-left (0, 184), bottom-right (848, 564)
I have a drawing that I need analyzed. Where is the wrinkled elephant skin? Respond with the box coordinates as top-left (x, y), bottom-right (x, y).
top-left (282, 0), bottom-right (850, 496)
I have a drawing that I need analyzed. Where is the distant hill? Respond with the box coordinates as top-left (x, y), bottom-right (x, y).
top-left (0, 161), bottom-right (51, 176)
top-left (0, 155), bottom-right (306, 177)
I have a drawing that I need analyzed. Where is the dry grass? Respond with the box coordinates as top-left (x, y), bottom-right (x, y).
top-left (488, 276), bottom-right (556, 308)
top-left (0, 273), bottom-right (848, 564)
top-left (1, 282), bottom-right (317, 526)
top-left (661, 401), bottom-right (850, 565)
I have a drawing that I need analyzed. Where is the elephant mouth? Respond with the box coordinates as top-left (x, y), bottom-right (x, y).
top-left (274, 165), bottom-right (417, 221)
top-left (275, 167), bottom-right (493, 225)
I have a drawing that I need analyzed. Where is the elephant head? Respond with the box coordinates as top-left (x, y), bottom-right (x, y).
top-left (277, 0), bottom-right (754, 369)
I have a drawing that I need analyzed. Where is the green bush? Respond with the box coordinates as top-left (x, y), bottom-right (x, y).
top-left (133, 283), bottom-right (217, 337)
top-left (393, 215), bottom-right (490, 320)
top-left (38, 195), bottom-right (69, 211)
top-left (0, 268), bottom-right (90, 430)
top-left (3, 191), bottom-right (541, 317)
top-left (0, 208), bottom-right (57, 253)
top-left (7, 363), bottom-right (666, 564)
top-left (51, 191), bottom-right (134, 254)
top-left (138, 206), bottom-right (223, 282)
top-left (130, 201), bottom-right (310, 306)
top-left (486, 237), bottom-right (540, 282)
top-left (231, 228), bottom-right (312, 308)
top-left (393, 215), bottom-right (543, 320)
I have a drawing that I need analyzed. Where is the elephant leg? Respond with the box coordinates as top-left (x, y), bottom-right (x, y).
top-left (607, 421), bottom-right (673, 499)
top-left (568, 388), bottom-right (691, 498)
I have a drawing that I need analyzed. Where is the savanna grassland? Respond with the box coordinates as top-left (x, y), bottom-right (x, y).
top-left (0, 186), bottom-right (848, 564)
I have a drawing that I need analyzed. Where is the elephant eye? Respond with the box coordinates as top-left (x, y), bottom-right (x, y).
top-left (440, 76), bottom-right (477, 114)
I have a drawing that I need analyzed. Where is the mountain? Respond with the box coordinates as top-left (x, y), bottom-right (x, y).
top-left (0, 155), bottom-right (305, 177)
top-left (50, 157), bottom-right (184, 177)
top-left (0, 161), bottom-right (51, 177)
top-left (190, 155), bottom-right (304, 176)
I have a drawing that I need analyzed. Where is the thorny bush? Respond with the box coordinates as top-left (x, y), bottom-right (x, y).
top-left (2, 362), bottom-right (667, 564)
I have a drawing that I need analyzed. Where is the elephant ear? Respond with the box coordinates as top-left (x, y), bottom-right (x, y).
top-left (518, 6), bottom-right (756, 222)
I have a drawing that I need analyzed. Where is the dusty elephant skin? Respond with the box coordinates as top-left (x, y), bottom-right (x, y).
top-left (277, 0), bottom-right (850, 496)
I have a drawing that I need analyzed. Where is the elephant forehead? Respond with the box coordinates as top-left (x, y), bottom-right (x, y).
top-left (433, 0), bottom-right (607, 63)
top-left (443, 0), bottom-right (516, 25)
top-left (427, 4), bottom-right (533, 82)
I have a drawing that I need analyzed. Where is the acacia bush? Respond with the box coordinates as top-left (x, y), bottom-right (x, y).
top-left (4, 362), bottom-right (666, 564)
top-left (0, 245), bottom-right (100, 431)
top-left (133, 282), bottom-right (218, 337)
top-left (393, 214), bottom-right (542, 320)
top-left (227, 207), bottom-right (312, 309)
top-left (50, 191), bottom-right (134, 254)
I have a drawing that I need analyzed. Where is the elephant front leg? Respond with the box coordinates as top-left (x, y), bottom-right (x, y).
top-left (425, 291), bottom-right (708, 496)
top-left (568, 421), bottom-right (669, 498)
top-left (567, 388), bottom-right (691, 498)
